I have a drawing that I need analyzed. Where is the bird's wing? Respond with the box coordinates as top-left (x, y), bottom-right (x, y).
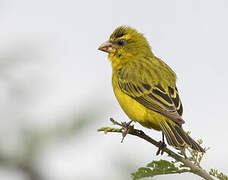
top-left (117, 62), bottom-right (184, 125)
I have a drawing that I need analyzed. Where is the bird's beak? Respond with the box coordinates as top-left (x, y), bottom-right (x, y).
top-left (98, 41), bottom-right (115, 53)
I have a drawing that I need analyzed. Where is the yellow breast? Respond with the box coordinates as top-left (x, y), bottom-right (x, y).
top-left (112, 74), bottom-right (163, 131)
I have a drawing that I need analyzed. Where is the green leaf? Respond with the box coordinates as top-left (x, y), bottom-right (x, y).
top-left (209, 169), bottom-right (228, 180)
top-left (132, 160), bottom-right (190, 180)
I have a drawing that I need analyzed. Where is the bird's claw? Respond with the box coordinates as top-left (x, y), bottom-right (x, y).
top-left (120, 121), bottom-right (132, 143)
top-left (156, 141), bottom-right (166, 155)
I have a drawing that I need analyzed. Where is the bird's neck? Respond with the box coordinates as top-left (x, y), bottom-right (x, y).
top-left (108, 53), bottom-right (128, 71)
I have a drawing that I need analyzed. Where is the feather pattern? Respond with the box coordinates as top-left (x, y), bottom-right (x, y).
top-left (117, 58), bottom-right (185, 125)
top-left (101, 26), bottom-right (205, 152)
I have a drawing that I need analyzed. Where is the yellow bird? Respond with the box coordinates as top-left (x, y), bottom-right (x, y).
top-left (98, 26), bottom-right (204, 152)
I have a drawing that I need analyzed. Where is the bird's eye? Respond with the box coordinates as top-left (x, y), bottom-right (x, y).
top-left (117, 39), bottom-right (127, 46)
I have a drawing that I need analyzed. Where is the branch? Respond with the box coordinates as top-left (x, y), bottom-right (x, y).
top-left (98, 118), bottom-right (214, 180)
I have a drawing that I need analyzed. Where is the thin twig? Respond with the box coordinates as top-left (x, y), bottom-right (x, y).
top-left (98, 118), bottom-right (214, 180)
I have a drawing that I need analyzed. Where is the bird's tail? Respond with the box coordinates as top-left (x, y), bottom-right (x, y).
top-left (159, 120), bottom-right (205, 152)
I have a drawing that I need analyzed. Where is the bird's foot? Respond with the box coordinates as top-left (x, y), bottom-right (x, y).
top-left (109, 118), bottom-right (133, 143)
top-left (156, 141), bottom-right (166, 155)
top-left (121, 121), bottom-right (133, 143)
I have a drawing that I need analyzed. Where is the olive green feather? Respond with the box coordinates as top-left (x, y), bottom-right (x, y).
top-left (99, 26), bottom-right (204, 152)
top-left (117, 57), bottom-right (184, 125)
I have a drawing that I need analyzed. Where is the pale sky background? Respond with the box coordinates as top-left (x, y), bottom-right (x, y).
top-left (0, 0), bottom-right (228, 180)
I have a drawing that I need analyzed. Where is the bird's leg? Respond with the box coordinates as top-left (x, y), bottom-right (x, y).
top-left (121, 120), bottom-right (133, 143)
top-left (156, 132), bottom-right (166, 155)
top-left (109, 118), bottom-right (133, 143)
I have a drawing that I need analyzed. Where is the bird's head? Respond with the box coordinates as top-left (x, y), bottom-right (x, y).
top-left (98, 26), bottom-right (153, 66)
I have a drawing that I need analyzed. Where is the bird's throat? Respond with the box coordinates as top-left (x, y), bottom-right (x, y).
top-left (108, 53), bottom-right (124, 70)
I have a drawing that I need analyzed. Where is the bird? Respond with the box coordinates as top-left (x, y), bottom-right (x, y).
top-left (98, 26), bottom-right (204, 153)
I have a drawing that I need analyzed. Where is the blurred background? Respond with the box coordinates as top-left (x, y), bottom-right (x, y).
top-left (0, 0), bottom-right (227, 179)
